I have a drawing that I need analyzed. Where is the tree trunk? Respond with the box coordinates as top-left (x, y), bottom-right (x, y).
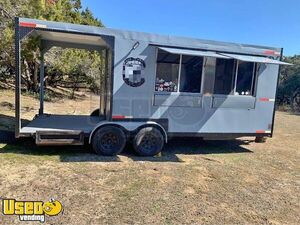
top-left (23, 59), bottom-right (33, 91)
top-left (33, 60), bottom-right (39, 92)
top-left (290, 96), bottom-right (295, 112)
top-left (292, 90), bottom-right (300, 111)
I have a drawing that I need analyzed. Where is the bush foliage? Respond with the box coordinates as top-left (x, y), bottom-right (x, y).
top-left (0, 0), bottom-right (103, 95)
top-left (277, 55), bottom-right (300, 111)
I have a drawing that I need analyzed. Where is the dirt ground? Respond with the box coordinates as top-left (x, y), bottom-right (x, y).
top-left (0, 88), bottom-right (99, 131)
top-left (0, 89), bottom-right (299, 224)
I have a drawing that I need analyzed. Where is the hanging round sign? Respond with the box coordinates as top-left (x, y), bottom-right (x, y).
top-left (122, 57), bottom-right (146, 87)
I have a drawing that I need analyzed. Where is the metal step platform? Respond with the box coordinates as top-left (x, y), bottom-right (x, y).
top-left (35, 130), bottom-right (84, 146)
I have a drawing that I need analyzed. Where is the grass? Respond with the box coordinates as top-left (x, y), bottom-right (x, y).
top-left (0, 89), bottom-right (299, 224)
top-left (0, 115), bottom-right (299, 224)
top-left (0, 89), bottom-right (100, 131)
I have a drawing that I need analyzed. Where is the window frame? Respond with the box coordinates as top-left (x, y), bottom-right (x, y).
top-left (233, 60), bottom-right (258, 96)
top-left (154, 48), bottom-right (205, 95)
top-left (213, 58), bottom-right (259, 97)
top-left (213, 58), bottom-right (236, 96)
top-left (177, 54), bottom-right (183, 92)
top-left (200, 58), bottom-right (207, 95)
top-left (155, 48), bottom-right (260, 97)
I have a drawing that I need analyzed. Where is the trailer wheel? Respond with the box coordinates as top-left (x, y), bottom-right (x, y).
top-left (92, 126), bottom-right (126, 156)
top-left (133, 127), bottom-right (164, 156)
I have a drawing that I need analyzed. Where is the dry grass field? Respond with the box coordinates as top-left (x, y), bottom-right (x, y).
top-left (0, 89), bottom-right (299, 224)
top-left (0, 88), bottom-right (100, 131)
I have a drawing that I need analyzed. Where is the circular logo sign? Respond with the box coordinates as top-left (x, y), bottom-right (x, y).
top-left (122, 57), bottom-right (146, 87)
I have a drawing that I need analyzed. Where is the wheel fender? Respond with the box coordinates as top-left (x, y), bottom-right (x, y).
top-left (136, 121), bottom-right (168, 143)
top-left (89, 122), bottom-right (125, 144)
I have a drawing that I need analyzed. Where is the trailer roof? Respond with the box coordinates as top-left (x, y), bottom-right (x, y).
top-left (18, 17), bottom-right (282, 57)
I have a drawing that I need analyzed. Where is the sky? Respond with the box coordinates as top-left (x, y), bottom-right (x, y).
top-left (81, 0), bottom-right (300, 56)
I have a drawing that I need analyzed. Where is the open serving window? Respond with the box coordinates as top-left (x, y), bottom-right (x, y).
top-left (154, 46), bottom-right (290, 108)
top-left (212, 53), bottom-right (291, 108)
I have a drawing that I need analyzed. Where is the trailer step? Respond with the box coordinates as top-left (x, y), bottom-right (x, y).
top-left (35, 130), bottom-right (84, 146)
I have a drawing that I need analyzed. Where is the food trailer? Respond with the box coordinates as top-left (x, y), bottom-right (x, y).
top-left (15, 17), bottom-right (290, 156)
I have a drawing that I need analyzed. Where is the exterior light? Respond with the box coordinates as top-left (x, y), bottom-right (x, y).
top-left (132, 41), bottom-right (140, 50)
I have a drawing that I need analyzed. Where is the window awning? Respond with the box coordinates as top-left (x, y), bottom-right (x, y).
top-left (219, 53), bottom-right (292, 65)
top-left (158, 47), bottom-right (230, 59)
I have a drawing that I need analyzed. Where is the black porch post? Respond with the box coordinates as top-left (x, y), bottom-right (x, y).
top-left (15, 17), bottom-right (21, 138)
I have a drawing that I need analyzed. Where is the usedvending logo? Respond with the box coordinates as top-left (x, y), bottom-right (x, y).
top-left (2, 198), bottom-right (63, 223)
top-left (123, 57), bottom-right (146, 87)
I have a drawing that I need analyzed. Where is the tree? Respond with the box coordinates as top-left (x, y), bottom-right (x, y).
top-left (277, 55), bottom-right (300, 111)
top-left (0, 0), bottom-right (103, 93)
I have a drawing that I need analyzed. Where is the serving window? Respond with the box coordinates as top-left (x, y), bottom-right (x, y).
top-left (214, 58), bottom-right (235, 95)
top-left (235, 61), bottom-right (257, 96)
top-left (213, 59), bottom-right (258, 96)
top-left (155, 50), bottom-right (180, 92)
top-left (155, 49), bottom-right (203, 93)
top-left (179, 55), bottom-right (203, 93)
top-left (155, 48), bottom-right (260, 97)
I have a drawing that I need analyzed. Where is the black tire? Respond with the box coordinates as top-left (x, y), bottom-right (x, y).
top-left (92, 126), bottom-right (126, 156)
top-left (133, 127), bottom-right (164, 156)
top-left (0, 131), bottom-right (16, 144)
